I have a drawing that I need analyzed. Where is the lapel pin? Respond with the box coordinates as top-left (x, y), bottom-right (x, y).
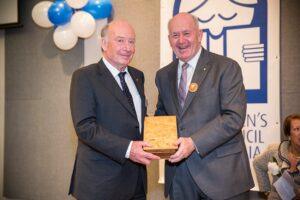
top-left (189, 83), bottom-right (198, 93)
top-left (203, 67), bottom-right (206, 71)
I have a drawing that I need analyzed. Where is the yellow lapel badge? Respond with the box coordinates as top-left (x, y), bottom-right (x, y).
top-left (189, 83), bottom-right (198, 93)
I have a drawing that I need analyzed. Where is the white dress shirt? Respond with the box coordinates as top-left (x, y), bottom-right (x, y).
top-left (177, 48), bottom-right (202, 94)
top-left (103, 57), bottom-right (142, 158)
top-left (177, 48), bottom-right (202, 153)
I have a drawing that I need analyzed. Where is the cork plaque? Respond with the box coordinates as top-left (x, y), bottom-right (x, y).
top-left (143, 116), bottom-right (178, 159)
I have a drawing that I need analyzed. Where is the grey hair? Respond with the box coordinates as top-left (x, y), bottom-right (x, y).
top-left (191, 14), bottom-right (199, 28)
top-left (100, 24), bottom-right (110, 52)
top-left (168, 13), bottom-right (199, 31)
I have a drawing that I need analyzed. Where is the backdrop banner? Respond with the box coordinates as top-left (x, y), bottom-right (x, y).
top-left (159, 0), bottom-right (280, 189)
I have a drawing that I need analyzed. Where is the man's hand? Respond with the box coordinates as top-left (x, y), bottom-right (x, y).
top-left (129, 141), bottom-right (160, 165)
top-left (168, 137), bottom-right (195, 163)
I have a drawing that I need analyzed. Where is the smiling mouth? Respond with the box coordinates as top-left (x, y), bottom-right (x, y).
top-left (120, 54), bottom-right (131, 58)
top-left (178, 46), bottom-right (189, 51)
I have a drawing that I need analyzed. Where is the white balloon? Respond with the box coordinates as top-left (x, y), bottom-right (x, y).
top-left (31, 1), bottom-right (53, 28)
top-left (66, 0), bottom-right (88, 9)
top-left (71, 11), bottom-right (96, 38)
top-left (53, 24), bottom-right (78, 50)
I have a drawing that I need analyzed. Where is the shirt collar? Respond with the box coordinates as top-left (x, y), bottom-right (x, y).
top-left (179, 47), bottom-right (202, 69)
top-left (102, 57), bottom-right (128, 78)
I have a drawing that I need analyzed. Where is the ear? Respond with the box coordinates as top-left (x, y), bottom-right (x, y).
top-left (101, 37), bottom-right (108, 51)
top-left (168, 34), bottom-right (172, 46)
top-left (198, 29), bottom-right (203, 43)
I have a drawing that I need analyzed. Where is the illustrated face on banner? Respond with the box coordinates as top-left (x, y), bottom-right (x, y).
top-left (179, 0), bottom-right (256, 38)
top-left (174, 0), bottom-right (267, 104)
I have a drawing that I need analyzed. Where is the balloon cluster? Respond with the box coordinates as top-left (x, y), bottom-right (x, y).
top-left (32, 0), bottom-right (112, 50)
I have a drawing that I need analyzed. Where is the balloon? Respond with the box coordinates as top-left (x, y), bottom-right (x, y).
top-left (48, 1), bottom-right (73, 25)
top-left (53, 23), bottom-right (78, 50)
top-left (71, 11), bottom-right (96, 38)
top-left (82, 0), bottom-right (112, 19)
top-left (66, 0), bottom-right (88, 9)
top-left (31, 1), bottom-right (53, 28)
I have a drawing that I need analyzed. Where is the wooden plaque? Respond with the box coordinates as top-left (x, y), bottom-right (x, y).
top-left (143, 116), bottom-right (178, 159)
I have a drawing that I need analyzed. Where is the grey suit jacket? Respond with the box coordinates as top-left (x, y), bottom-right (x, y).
top-left (69, 59), bottom-right (147, 200)
top-left (155, 48), bottom-right (254, 199)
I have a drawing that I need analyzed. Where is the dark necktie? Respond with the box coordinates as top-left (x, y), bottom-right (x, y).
top-left (178, 63), bottom-right (189, 108)
top-left (118, 72), bottom-right (136, 114)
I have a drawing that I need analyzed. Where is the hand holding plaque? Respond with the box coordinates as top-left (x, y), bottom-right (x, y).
top-left (143, 116), bottom-right (178, 159)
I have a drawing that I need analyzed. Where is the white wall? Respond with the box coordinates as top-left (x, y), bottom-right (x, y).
top-left (0, 30), bottom-right (5, 198)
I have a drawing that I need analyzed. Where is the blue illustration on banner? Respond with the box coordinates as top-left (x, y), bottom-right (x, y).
top-left (173, 0), bottom-right (268, 103)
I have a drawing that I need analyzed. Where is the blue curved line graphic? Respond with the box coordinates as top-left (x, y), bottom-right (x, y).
top-left (187, 0), bottom-right (208, 14)
top-left (229, 0), bottom-right (257, 7)
top-left (218, 12), bottom-right (237, 21)
top-left (198, 14), bottom-right (215, 23)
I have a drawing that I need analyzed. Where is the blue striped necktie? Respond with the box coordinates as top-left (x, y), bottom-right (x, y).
top-left (178, 63), bottom-right (189, 108)
top-left (118, 72), bottom-right (136, 114)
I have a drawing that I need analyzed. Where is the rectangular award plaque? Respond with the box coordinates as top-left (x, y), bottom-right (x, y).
top-left (143, 116), bottom-right (178, 159)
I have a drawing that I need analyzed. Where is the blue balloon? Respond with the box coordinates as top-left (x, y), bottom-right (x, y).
top-left (48, 1), bottom-right (73, 25)
top-left (82, 0), bottom-right (112, 19)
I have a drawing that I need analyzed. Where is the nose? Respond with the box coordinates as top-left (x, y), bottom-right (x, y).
top-left (123, 41), bottom-right (133, 51)
top-left (178, 34), bottom-right (185, 43)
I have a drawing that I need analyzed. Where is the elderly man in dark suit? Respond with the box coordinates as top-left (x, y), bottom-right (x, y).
top-left (155, 13), bottom-right (254, 200)
top-left (69, 20), bottom-right (159, 200)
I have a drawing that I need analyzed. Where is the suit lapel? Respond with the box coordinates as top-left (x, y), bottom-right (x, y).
top-left (96, 60), bottom-right (137, 118)
top-left (128, 67), bottom-right (146, 120)
top-left (128, 67), bottom-right (143, 102)
top-left (180, 49), bottom-right (211, 118)
top-left (168, 60), bottom-right (181, 116)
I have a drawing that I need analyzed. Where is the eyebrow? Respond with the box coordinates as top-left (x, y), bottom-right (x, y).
top-left (171, 30), bottom-right (192, 34)
top-left (115, 36), bottom-right (135, 40)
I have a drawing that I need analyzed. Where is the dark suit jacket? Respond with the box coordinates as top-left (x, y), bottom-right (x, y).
top-left (155, 48), bottom-right (254, 200)
top-left (69, 59), bottom-right (147, 200)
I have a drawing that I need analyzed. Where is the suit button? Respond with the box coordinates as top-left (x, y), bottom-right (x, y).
top-left (180, 127), bottom-right (185, 131)
top-left (135, 126), bottom-right (139, 129)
